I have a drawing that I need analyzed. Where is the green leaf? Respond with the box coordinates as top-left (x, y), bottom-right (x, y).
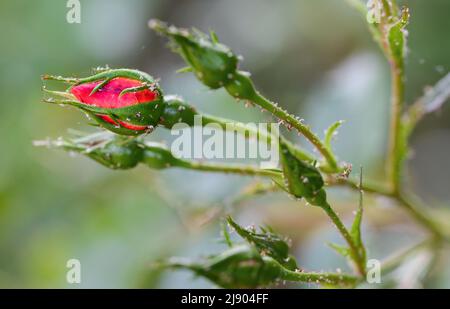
top-left (175, 66), bottom-right (193, 74)
top-left (387, 7), bottom-right (410, 68)
top-left (350, 167), bottom-right (367, 264)
top-left (279, 142), bottom-right (327, 207)
top-left (226, 216), bottom-right (297, 271)
top-left (324, 120), bottom-right (344, 151)
top-left (328, 242), bottom-right (351, 258)
top-left (221, 221), bottom-right (233, 248)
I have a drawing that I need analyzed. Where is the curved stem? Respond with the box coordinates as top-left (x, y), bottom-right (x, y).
top-left (387, 64), bottom-right (405, 194)
top-left (176, 160), bottom-right (283, 179)
top-left (279, 268), bottom-right (359, 287)
top-left (381, 238), bottom-right (433, 277)
top-left (321, 203), bottom-right (366, 276)
top-left (201, 114), bottom-right (317, 166)
top-left (249, 92), bottom-right (339, 171)
top-left (397, 193), bottom-right (445, 239)
top-left (329, 178), bottom-right (446, 239)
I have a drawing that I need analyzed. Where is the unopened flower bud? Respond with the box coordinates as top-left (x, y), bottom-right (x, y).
top-left (40, 133), bottom-right (144, 170)
top-left (164, 245), bottom-right (283, 288)
top-left (42, 69), bottom-right (164, 135)
top-left (150, 19), bottom-right (239, 89)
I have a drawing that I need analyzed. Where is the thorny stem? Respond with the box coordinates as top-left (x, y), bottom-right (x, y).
top-left (177, 160), bottom-right (283, 179)
top-left (380, 238), bottom-right (434, 277)
top-left (279, 268), bottom-right (359, 287)
top-left (344, 0), bottom-right (449, 242)
top-left (166, 259), bottom-right (359, 287)
top-left (202, 114), bottom-right (338, 175)
top-left (249, 92), bottom-right (340, 172)
top-left (321, 203), bottom-right (366, 276)
top-left (387, 65), bottom-right (405, 194)
top-left (201, 114), bottom-right (317, 165)
top-left (327, 178), bottom-right (446, 239)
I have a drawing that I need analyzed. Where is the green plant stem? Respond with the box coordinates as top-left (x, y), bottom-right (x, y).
top-left (201, 114), bottom-right (317, 166)
top-left (397, 194), bottom-right (444, 239)
top-left (321, 203), bottom-right (366, 276)
top-left (387, 65), bottom-right (405, 194)
top-left (248, 92), bottom-right (339, 171)
top-left (177, 160), bottom-right (283, 179)
top-left (279, 268), bottom-right (359, 287)
top-left (381, 238), bottom-right (433, 276)
top-left (330, 178), bottom-right (445, 238)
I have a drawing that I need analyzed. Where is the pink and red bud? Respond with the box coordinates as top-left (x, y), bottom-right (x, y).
top-left (42, 69), bottom-right (164, 135)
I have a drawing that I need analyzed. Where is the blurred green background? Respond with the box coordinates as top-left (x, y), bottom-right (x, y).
top-left (0, 0), bottom-right (449, 288)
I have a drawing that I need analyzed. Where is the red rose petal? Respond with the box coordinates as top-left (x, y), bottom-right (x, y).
top-left (99, 115), bottom-right (148, 131)
top-left (70, 77), bottom-right (158, 131)
top-left (70, 77), bottom-right (157, 109)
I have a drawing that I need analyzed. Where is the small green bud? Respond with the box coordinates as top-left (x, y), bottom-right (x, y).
top-left (88, 138), bottom-right (143, 169)
top-left (150, 19), bottom-right (239, 89)
top-left (165, 245), bottom-right (283, 288)
top-left (38, 132), bottom-right (144, 170)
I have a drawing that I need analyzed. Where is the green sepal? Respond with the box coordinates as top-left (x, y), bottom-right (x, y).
top-left (44, 97), bottom-right (165, 135)
top-left (279, 142), bottom-right (327, 207)
top-left (150, 19), bottom-right (239, 89)
top-left (350, 167), bottom-right (367, 265)
top-left (324, 120), bottom-right (344, 151)
top-left (70, 68), bottom-right (162, 95)
top-left (328, 242), bottom-right (351, 258)
top-left (387, 7), bottom-right (409, 69)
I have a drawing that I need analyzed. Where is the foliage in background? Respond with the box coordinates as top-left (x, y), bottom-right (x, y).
top-left (1, 0), bottom-right (450, 288)
top-left (37, 0), bottom-right (450, 288)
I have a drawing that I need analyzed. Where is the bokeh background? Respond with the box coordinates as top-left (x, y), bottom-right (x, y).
top-left (0, 0), bottom-right (449, 288)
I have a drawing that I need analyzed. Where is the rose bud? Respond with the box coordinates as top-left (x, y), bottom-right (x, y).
top-left (162, 245), bottom-right (284, 288)
top-left (42, 69), bottom-right (164, 135)
top-left (34, 132), bottom-right (144, 170)
top-left (150, 19), bottom-right (239, 89)
top-left (35, 131), bottom-right (189, 171)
